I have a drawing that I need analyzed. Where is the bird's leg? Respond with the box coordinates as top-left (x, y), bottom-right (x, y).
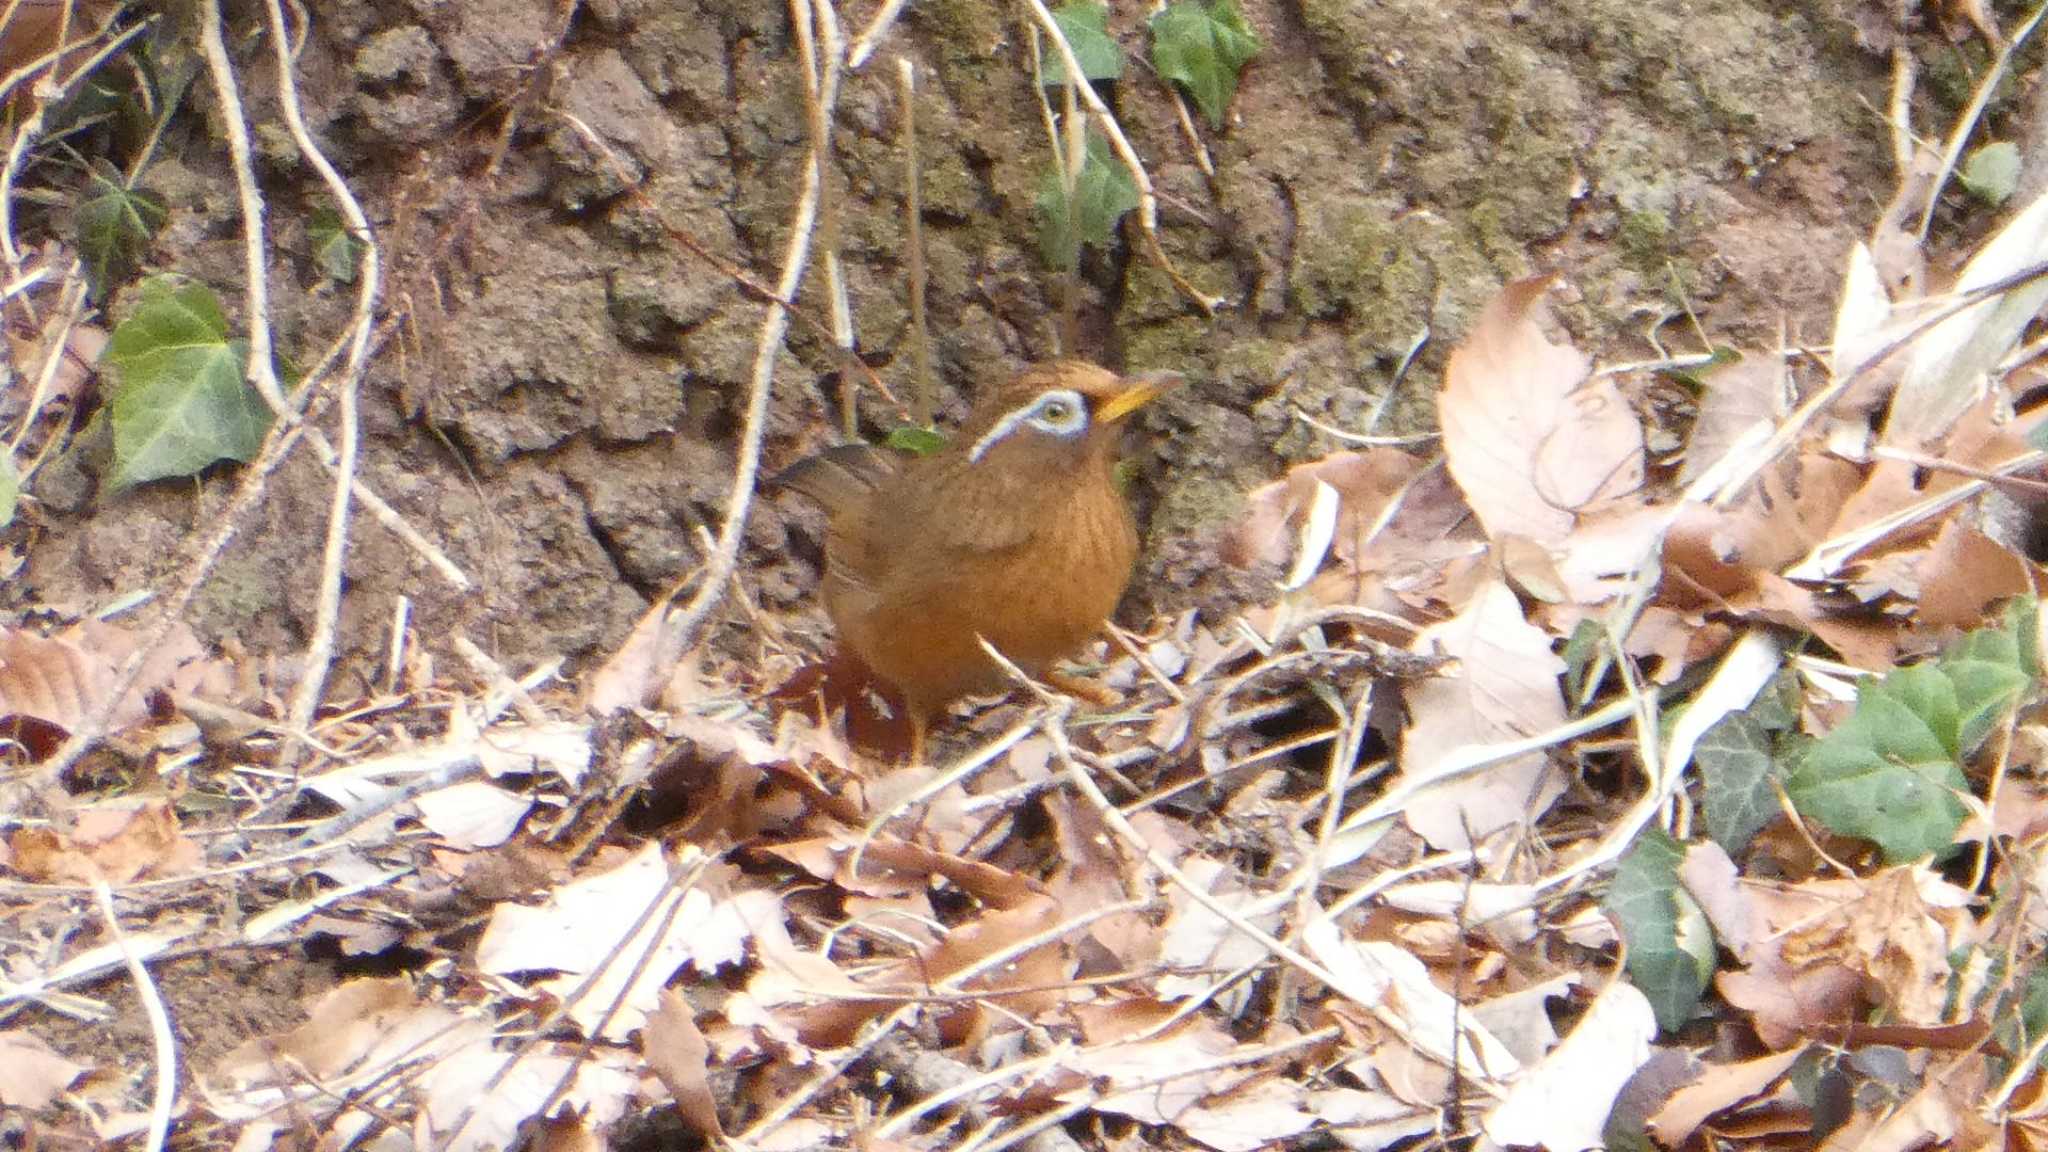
top-left (908, 712), bottom-right (929, 767)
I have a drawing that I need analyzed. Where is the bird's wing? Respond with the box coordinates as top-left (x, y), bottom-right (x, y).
top-left (770, 443), bottom-right (897, 519)
top-left (772, 443), bottom-right (902, 603)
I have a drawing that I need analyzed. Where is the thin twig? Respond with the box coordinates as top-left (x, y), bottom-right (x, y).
top-left (659, 0), bottom-right (841, 659)
top-left (846, 0), bottom-right (912, 69)
top-left (899, 57), bottom-right (936, 427)
top-left (5, 264), bottom-right (85, 458)
top-left (196, 0), bottom-right (291, 416)
top-left (795, 0), bottom-right (860, 438)
top-left (262, 0), bottom-right (384, 751)
top-left (745, 895), bottom-right (1156, 1145)
top-left (91, 878), bottom-right (175, 1152)
top-left (1147, 0), bottom-right (1215, 179)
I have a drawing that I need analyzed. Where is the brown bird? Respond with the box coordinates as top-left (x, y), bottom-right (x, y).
top-left (775, 360), bottom-right (1180, 761)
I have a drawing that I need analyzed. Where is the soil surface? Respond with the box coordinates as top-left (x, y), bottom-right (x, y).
top-left (11, 0), bottom-right (1915, 681)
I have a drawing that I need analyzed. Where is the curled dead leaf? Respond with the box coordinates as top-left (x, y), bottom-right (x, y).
top-left (1439, 275), bottom-right (1643, 546)
top-left (5, 798), bottom-right (202, 883)
top-left (0, 620), bottom-right (212, 758)
top-left (1225, 449), bottom-right (1426, 570)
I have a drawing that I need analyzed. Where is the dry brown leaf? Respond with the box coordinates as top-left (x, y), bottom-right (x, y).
top-left (1681, 843), bottom-right (1864, 1047)
top-left (1620, 604), bottom-right (1734, 684)
top-left (6, 798), bottom-right (202, 883)
top-left (1056, 1019), bottom-right (1246, 1126)
top-left (418, 1036), bottom-right (645, 1152)
top-left (1645, 1047), bottom-right (1805, 1146)
top-left (1716, 961), bottom-right (1867, 1052)
top-left (642, 990), bottom-right (725, 1139)
top-left (734, 925), bottom-right (882, 1050)
top-left (1831, 240), bottom-right (1936, 417)
top-left (1746, 573), bottom-right (1906, 671)
top-left (1909, 520), bottom-right (2033, 631)
top-left (1440, 275), bottom-right (1643, 546)
top-left (1467, 973), bottom-right (1577, 1065)
top-left (1662, 453), bottom-right (1863, 606)
top-left (1684, 844), bottom-right (1975, 1046)
top-left (0, 1029), bottom-right (87, 1108)
top-left (1156, 855), bottom-right (1281, 1001)
top-left (211, 977), bottom-right (490, 1114)
top-left (1071, 997), bottom-right (1185, 1045)
top-left (1682, 353), bottom-right (1790, 486)
top-left (302, 914), bottom-right (404, 956)
top-left (1376, 880), bottom-right (1541, 946)
top-left (842, 891), bottom-right (939, 948)
top-left (582, 595), bottom-right (678, 715)
top-left (1497, 533), bottom-right (1568, 603)
top-left (1815, 1053), bottom-right (1992, 1152)
top-left (1397, 579), bottom-right (1567, 848)
top-left (762, 833), bottom-right (1042, 907)
top-left (1841, 867), bottom-right (1972, 1025)
top-left (844, 837), bottom-right (1047, 909)
top-left (6, 321), bottom-right (106, 411)
top-left (1173, 1077), bottom-right (1318, 1152)
top-left (1305, 919), bottom-right (1520, 1079)
top-left (0, 619), bottom-right (219, 762)
top-left (1226, 448), bottom-right (1428, 569)
top-left (1827, 392), bottom-right (2032, 558)
top-left (923, 893), bottom-right (1074, 1016)
top-left (412, 781), bottom-right (532, 849)
top-left (476, 844), bottom-right (778, 1040)
top-left (1044, 792), bottom-right (1158, 969)
top-left (1308, 1086), bottom-right (1437, 1149)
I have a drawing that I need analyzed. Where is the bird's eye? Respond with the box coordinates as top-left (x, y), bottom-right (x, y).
top-left (1028, 389), bottom-right (1087, 433)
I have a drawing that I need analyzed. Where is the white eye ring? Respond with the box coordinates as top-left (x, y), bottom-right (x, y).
top-left (968, 388), bottom-right (1091, 461)
top-left (1024, 389), bottom-right (1089, 436)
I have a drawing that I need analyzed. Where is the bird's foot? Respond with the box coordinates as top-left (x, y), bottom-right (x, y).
top-left (1044, 669), bottom-right (1122, 709)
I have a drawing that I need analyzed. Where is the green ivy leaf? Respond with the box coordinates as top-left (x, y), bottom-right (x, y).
top-left (1036, 131), bottom-right (1140, 272)
top-left (0, 451), bottom-right (16, 528)
top-left (1149, 0), bottom-right (1260, 128)
top-left (1043, 2), bottom-right (1123, 86)
top-left (2020, 964), bottom-right (2048, 1064)
top-left (102, 277), bottom-right (269, 490)
top-left (1605, 829), bottom-right (1715, 1033)
top-left (309, 206), bottom-right (362, 283)
top-left (1695, 711), bottom-right (1780, 855)
top-left (1959, 141), bottom-right (2022, 207)
top-left (1786, 665), bottom-right (1969, 862)
top-left (1945, 598), bottom-right (2036, 753)
top-left (75, 158), bottom-right (166, 299)
top-left (1786, 605), bottom-right (2033, 862)
top-left (885, 424), bottom-right (948, 456)
top-left (1747, 668), bottom-right (1804, 733)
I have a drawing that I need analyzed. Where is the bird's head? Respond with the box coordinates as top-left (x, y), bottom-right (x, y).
top-left (957, 360), bottom-right (1182, 476)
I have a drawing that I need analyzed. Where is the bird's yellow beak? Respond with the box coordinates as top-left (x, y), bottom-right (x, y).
top-left (1097, 370), bottom-right (1185, 423)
